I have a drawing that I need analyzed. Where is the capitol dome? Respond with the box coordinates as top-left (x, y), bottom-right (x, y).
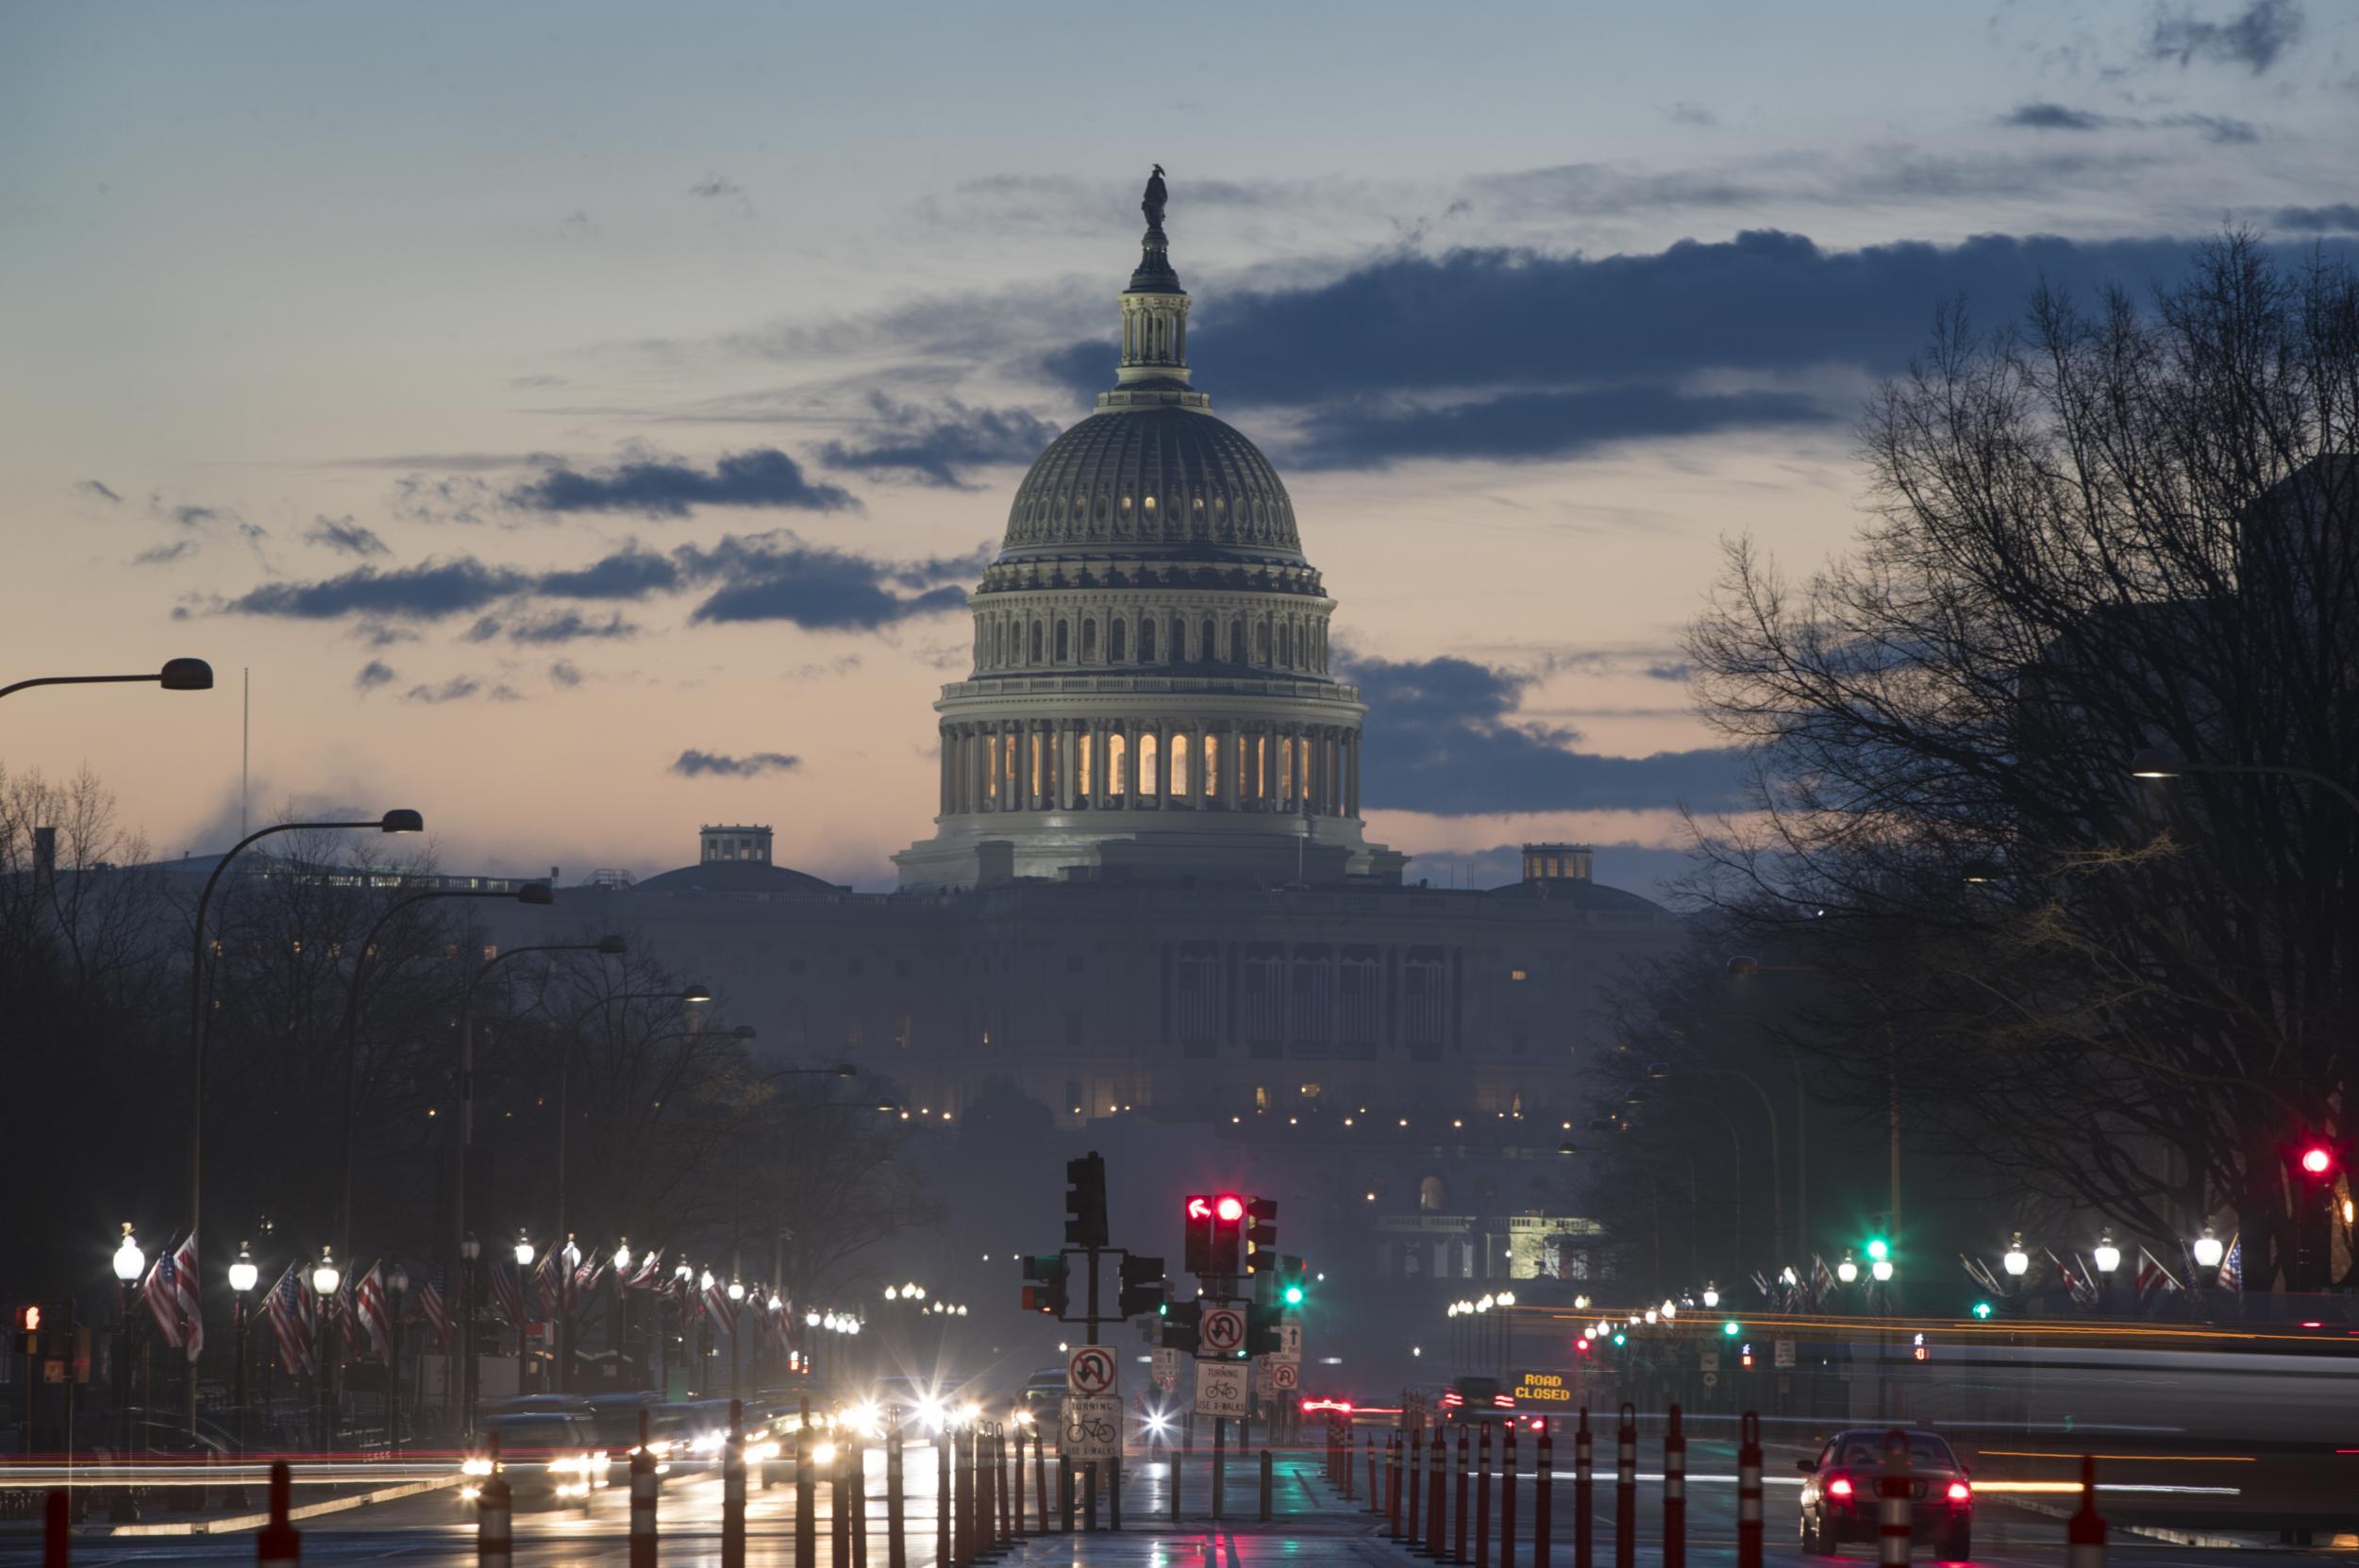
top-left (894, 170), bottom-right (1402, 892)
top-left (1001, 405), bottom-right (1303, 560)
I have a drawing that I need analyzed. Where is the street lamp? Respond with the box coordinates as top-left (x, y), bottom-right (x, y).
top-left (2191, 1226), bottom-right (2225, 1272)
top-left (1701, 1283), bottom-right (1719, 1309)
top-left (187, 807), bottom-right (424, 1435)
top-left (460, 1232), bottom-right (481, 1429)
top-left (310, 1247), bottom-right (343, 1452)
top-left (226, 1241), bottom-right (258, 1495)
top-left (1871, 1257), bottom-right (1894, 1283)
top-left (2093, 1233), bottom-right (2121, 1276)
top-left (386, 1263), bottom-right (410, 1456)
top-left (514, 1233), bottom-right (535, 1269)
top-left (110, 1224), bottom-right (143, 1522)
top-left (1836, 1251), bottom-right (1859, 1285)
top-left (1, 657), bottom-right (213, 700)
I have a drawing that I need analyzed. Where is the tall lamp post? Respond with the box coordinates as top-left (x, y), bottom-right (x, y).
top-left (386, 1264), bottom-right (409, 1457)
top-left (110, 1226), bottom-right (144, 1524)
top-left (452, 938), bottom-right (626, 1436)
top-left (225, 1243), bottom-right (258, 1508)
top-left (1, 658), bottom-right (213, 701)
top-left (187, 807), bottom-right (423, 1435)
top-left (459, 1233), bottom-right (480, 1429)
top-left (2092, 1232), bottom-right (2122, 1314)
top-left (310, 1249), bottom-right (343, 1451)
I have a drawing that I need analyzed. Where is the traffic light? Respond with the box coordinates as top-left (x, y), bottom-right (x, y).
top-left (1020, 1254), bottom-right (1069, 1316)
top-left (1865, 1237), bottom-right (1890, 1261)
top-left (1184, 1196), bottom-right (1214, 1275)
top-left (1119, 1255), bottom-right (1168, 1318)
top-left (1162, 1299), bottom-right (1201, 1353)
top-left (1244, 1196), bottom-right (1278, 1273)
top-left (1065, 1153), bottom-right (1109, 1249)
top-left (1247, 1302), bottom-right (1282, 1356)
top-left (1205, 1193), bottom-right (1245, 1277)
top-left (1911, 1332), bottom-right (1929, 1362)
top-left (1720, 1320), bottom-right (1741, 1337)
top-left (13, 1304), bottom-right (40, 1356)
top-left (1971, 1299), bottom-right (1994, 1320)
top-left (1278, 1255), bottom-right (1309, 1307)
top-left (1739, 1341), bottom-right (1754, 1370)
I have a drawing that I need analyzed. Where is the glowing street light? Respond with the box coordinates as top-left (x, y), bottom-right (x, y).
top-left (1836, 1251), bottom-right (1859, 1285)
top-left (2002, 1233), bottom-right (2029, 1277)
top-left (514, 1232), bottom-right (536, 1269)
top-left (2191, 1226), bottom-right (2225, 1271)
top-left (2092, 1233), bottom-right (2121, 1276)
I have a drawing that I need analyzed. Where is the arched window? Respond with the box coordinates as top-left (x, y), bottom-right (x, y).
top-left (1200, 732), bottom-right (1218, 796)
top-left (1138, 731), bottom-right (1160, 797)
top-left (1106, 731), bottom-right (1128, 796)
top-left (1201, 617), bottom-right (1215, 660)
top-left (1279, 736), bottom-right (1297, 805)
top-left (1419, 1176), bottom-right (1446, 1213)
top-left (1255, 622), bottom-right (1271, 664)
top-left (1279, 622), bottom-right (1292, 668)
top-left (1168, 731), bottom-right (1190, 796)
top-left (1171, 619), bottom-right (1186, 661)
top-left (1111, 620), bottom-right (1129, 662)
top-left (1055, 621), bottom-right (1070, 662)
top-left (1078, 731), bottom-right (1094, 796)
top-left (1140, 619), bottom-right (1157, 662)
top-left (1081, 619), bottom-right (1097, 661)
top-left (1030, 621), bottom-right (1044, 663)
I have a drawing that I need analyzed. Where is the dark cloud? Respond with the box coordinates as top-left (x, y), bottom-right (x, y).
top-left (392, 474), bottom-right (494, 525)
top-left (1346, 654), bottom-right (1748, 814)
top-left (548, 660), bottom-right (585, 688)
top-left (2275, 203), bottom-right (2359, 230)
top-left (79, 479), bottom-right (124, 504)
top-left (1036, 229), bottom-right (2350, 468)
top-left (402, 676), bottom-right (482, 704)
top-left (354, 660), bottom-right (397, 694)
top-left (2003, 102), bottom-right (2108, 130)
top-left (2149, 0), bottom-right (2302, 71)
top-left (304, 515), bottom-right (391, 558)
top-left (670, 749), bottom-right (800, 778)
top-left (463, 609), bottom-right (642, 644)
top-left (690, 173), bottom-right (745, 201)
top-left (679, 535), bottom-right (979, 628)
top-left (1641, 661), bottom-right (1693, 683)
top-left (221, 558), bottom-right (529, 621)
top-left (1286, 385), bottom-right (1827, 470)
top-left (534, 547), bottom-right (680, 600)
top-left (130, 541), bottom-right (198, 566)
top-left (1664, 103), bottom-right (1719, 127)
top-left (171, 504), bottom-right (226, 529)
top-left (818, 396), bottom-right (1062, 488)
top-left (507, 448), bottom-right (856, 518)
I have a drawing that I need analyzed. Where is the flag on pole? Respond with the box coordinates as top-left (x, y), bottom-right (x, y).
top-left (171, 1230), bottom-right (204, 1361)
top-left (491, 1259), bottom-right (524, 1326)
top-left (1809, 1253), bottom-right (1835, 1308)
top-left (627, 1248), bottom-right (665, 1291)
top-left (2042, 1247), bottom-right (2097, 1307)
top-left (573, 1250), bottom-right (606, 1299)
top-left (142, 1244), bottom-right (185, 1351)
top-left (265, 1262), bottom-right (315, 1376)
top-left (702, 1275), bottom-right (739, 1336)
top-left (2134, 1245), bottom-right (2183, 1305)
top-left (414, 1271), bottom-right (452, 1350)
top-left (764, 1298), bottom-right (795, 1359)
top-left (2218, 1235), bottom-right (2243, 1293)
top-left (533, 1250), bottom-right (561, 1318)
top-left (354, 1261), bottom-right (393, 1364)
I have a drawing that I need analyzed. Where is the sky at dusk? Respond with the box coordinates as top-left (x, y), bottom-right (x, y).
top-left (7, 1), bottom-right (2355, 898)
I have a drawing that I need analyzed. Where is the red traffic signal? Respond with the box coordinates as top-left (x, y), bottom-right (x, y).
top-left (2300, 1145), bottom-right (2333, 1176)
top-left (1214, 1194), bottom-right (1245, 1223)
top-left (15, 1306), bottom-right (38, 1333)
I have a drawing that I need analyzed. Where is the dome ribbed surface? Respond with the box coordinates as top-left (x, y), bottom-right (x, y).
top-left (1001, 407), bottom-right (1301, 559)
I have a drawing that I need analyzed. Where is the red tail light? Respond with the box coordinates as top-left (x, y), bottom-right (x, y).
top-left (1947, 1482), bottom-right (1970, 1502)
top-left (1827, 1477), bottom-right (1853, 1497)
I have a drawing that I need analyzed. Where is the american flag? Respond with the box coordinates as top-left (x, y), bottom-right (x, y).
top-left (1809, 1253), bottom-right (1836, 1309)
top-left (2217, 1235), bottom-right (2243, 1293)
top-left (701, 1274), bottom-right (739, 1336)
top-left (2134, 1245), bottom-right (2183, 1305)
top-left (491, 1259), bottom-right (524, 1326)
top-left (574, 1251), bottom-right (607, 1297)
top-left (627, 1247), bottom-right (665, 1291)
top-left (142, 1244), bottom-right (185, 1351)
top-left (353, 1261), bottom-right (393, 1364)
top-left (265, 1261), bottom-right (314, 1376)
top-left (171, 1230), bottom-right (204, 1361)
top-left (763, 1297), bottom-right (795, 1359)
top-left (533, 1250), bottom-right (563, 1318)
top-left (414, 1271), bottom-right (452, 1350)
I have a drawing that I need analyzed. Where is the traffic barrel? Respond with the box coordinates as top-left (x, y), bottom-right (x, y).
top-left (799, 1399), bottom-right (820, 1568)
top-left (1572, 1409), bottom-right (1593, 1568)
top-left (1405, 1428), bottom-right (1424, 1548)
top-left (1735, 1412), bottom-right (1764, 1568)
top-left (476, 1434), bottom-right (511, 1566)
top-left (1878, 1428), bottom-right (1913, 1568)
top-left (1614, 1404), bottom-right (1635, 1568)
top-left (1535, 1426), bottom-right (1554, 1568)
top-left (1455, 1426), bottom-right (1471, 1565)
top-left (1387, 1431), bottom-right (1403, 1539)
top-left (888, 1409), bottom-right (909, 1568)
top-left (2068, 1456), bottom-right (2107, 1568)
top-left (629, 1410), bottom-right (658, 1568)
top-left (1663, 1404), bottom-right (1686, 1568)
top-left (257, 1460), bottom-right (303, 1562)
top-left (1428, 1424), bottom-right (1448, 1560)
top-left (722, 1400), bottom-right (747, 1568)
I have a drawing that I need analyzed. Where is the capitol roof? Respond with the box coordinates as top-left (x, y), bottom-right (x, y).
top-left (1000, 405), bottom-right (1301, 562)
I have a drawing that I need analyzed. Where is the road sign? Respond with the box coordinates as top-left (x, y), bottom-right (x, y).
top-left (1195, 1359), bottom-right (1247, 1416)
top-left (1200, 1306), bottom-right (1246, 1355)
top-left (1254, 1356), bottom-right (1277, 1396)
top-left (1061, 1393), bottom-right (1122, 1460)
top-left (1701, 1371), bottom-right (1719, 1389)
top-left (1151, 1347), bottom-right (1181, 1391)
top-left (1773, 1339), bottom-right (1796, 1370)
top-left (1510, 1370), bottom-right (1573, 1405)
top-left (1271, 1360), bottom-right (1298, 1391)
top-left (1067, 1343), bottom-right (1118, 1397)
top-left (1275, 1322), bottom-right (1303, 1361)
top-left (1699, 1345), bottom-right (1719, 1373)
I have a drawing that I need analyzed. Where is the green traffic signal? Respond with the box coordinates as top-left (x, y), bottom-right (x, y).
top-left (1282, 1283), bottom-right (1305, 1306)
top-left (1611, 1331), bottom-right (1627, 1346)
top-left (1721, 1320), bottom-right (1741, 1337)
top-left (1865, 1238), bottom-right (1890, 1262)
top-left (1972, 1300), bottom-right (1993, 1319)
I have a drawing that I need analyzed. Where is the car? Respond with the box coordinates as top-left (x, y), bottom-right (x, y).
top-left (1016, 1367), bottom-right (1067, 1432)
top-left (460, 1412), bottom-right (609, 1510)
top-left (1437, 1376), bottom-right (1518, 1427)
top-left (1797, 1428), bottom-right (1974, 1560)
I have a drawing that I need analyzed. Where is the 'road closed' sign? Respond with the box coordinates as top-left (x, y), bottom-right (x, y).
top-left (1510, 1370), bottom-right (1574, 1404)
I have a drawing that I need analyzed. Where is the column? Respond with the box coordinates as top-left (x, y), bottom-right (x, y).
top-left (1263, 723), bottom-right (1280, 809)
top-left (1347, 730), bottom-right (1360, 817)
top-left (1060, 723), bottom-right (1079, 810)
top-left (1192, 721), bottom-right (1209, 807)
top-left (1220, 722), bottom-right (1240, 811)
top-left (938, 728), bottom-right (951, 815)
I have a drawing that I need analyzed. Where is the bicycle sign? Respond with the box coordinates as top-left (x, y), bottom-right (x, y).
top-left (1200, 1306), bottom-right (1246, 1354)
top-left (1061, 1393), bottom-right (1122, 1460)
top-left (1067, 1343), bottom-right (1118, 1397)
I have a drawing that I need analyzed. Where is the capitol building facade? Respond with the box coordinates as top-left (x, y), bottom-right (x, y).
top-left (487, 182), bottom-right (1683, 1296)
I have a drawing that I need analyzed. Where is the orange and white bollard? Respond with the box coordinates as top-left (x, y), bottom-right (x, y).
top-left (722, 1400), bottom-right (748, 1568)
top-left (477, 1434), bottom-right (512, 1565)
top-left (1735, 1412), bottom-right (1764, 1568)
top-left (1878, 1429), bottom-right (1914, 1568)
top-left (1613, 1405), bottom-right (1635, 1568)
top-left (629, 1410), bottom-right (659, 1568)
top-left (1535, 1425), bottom-right (1554, 1568)
top-left (2068, 1457), bottom-right (2107, 1568)
top-left (1662, 1404), bottom-right (1686, 1568)
top-left (1572, 1409), bottom-right (1592, 1568)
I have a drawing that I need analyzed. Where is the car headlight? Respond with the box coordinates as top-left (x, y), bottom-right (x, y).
top-left (461, 1458), bottom-right (494, 1476)
top-left (459, 1484), bottom-right (481, 1502)
top-left (644, 1440), bottom-right (672, 1459)
top-left (811, 1440), bottom-right (838, 1466)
